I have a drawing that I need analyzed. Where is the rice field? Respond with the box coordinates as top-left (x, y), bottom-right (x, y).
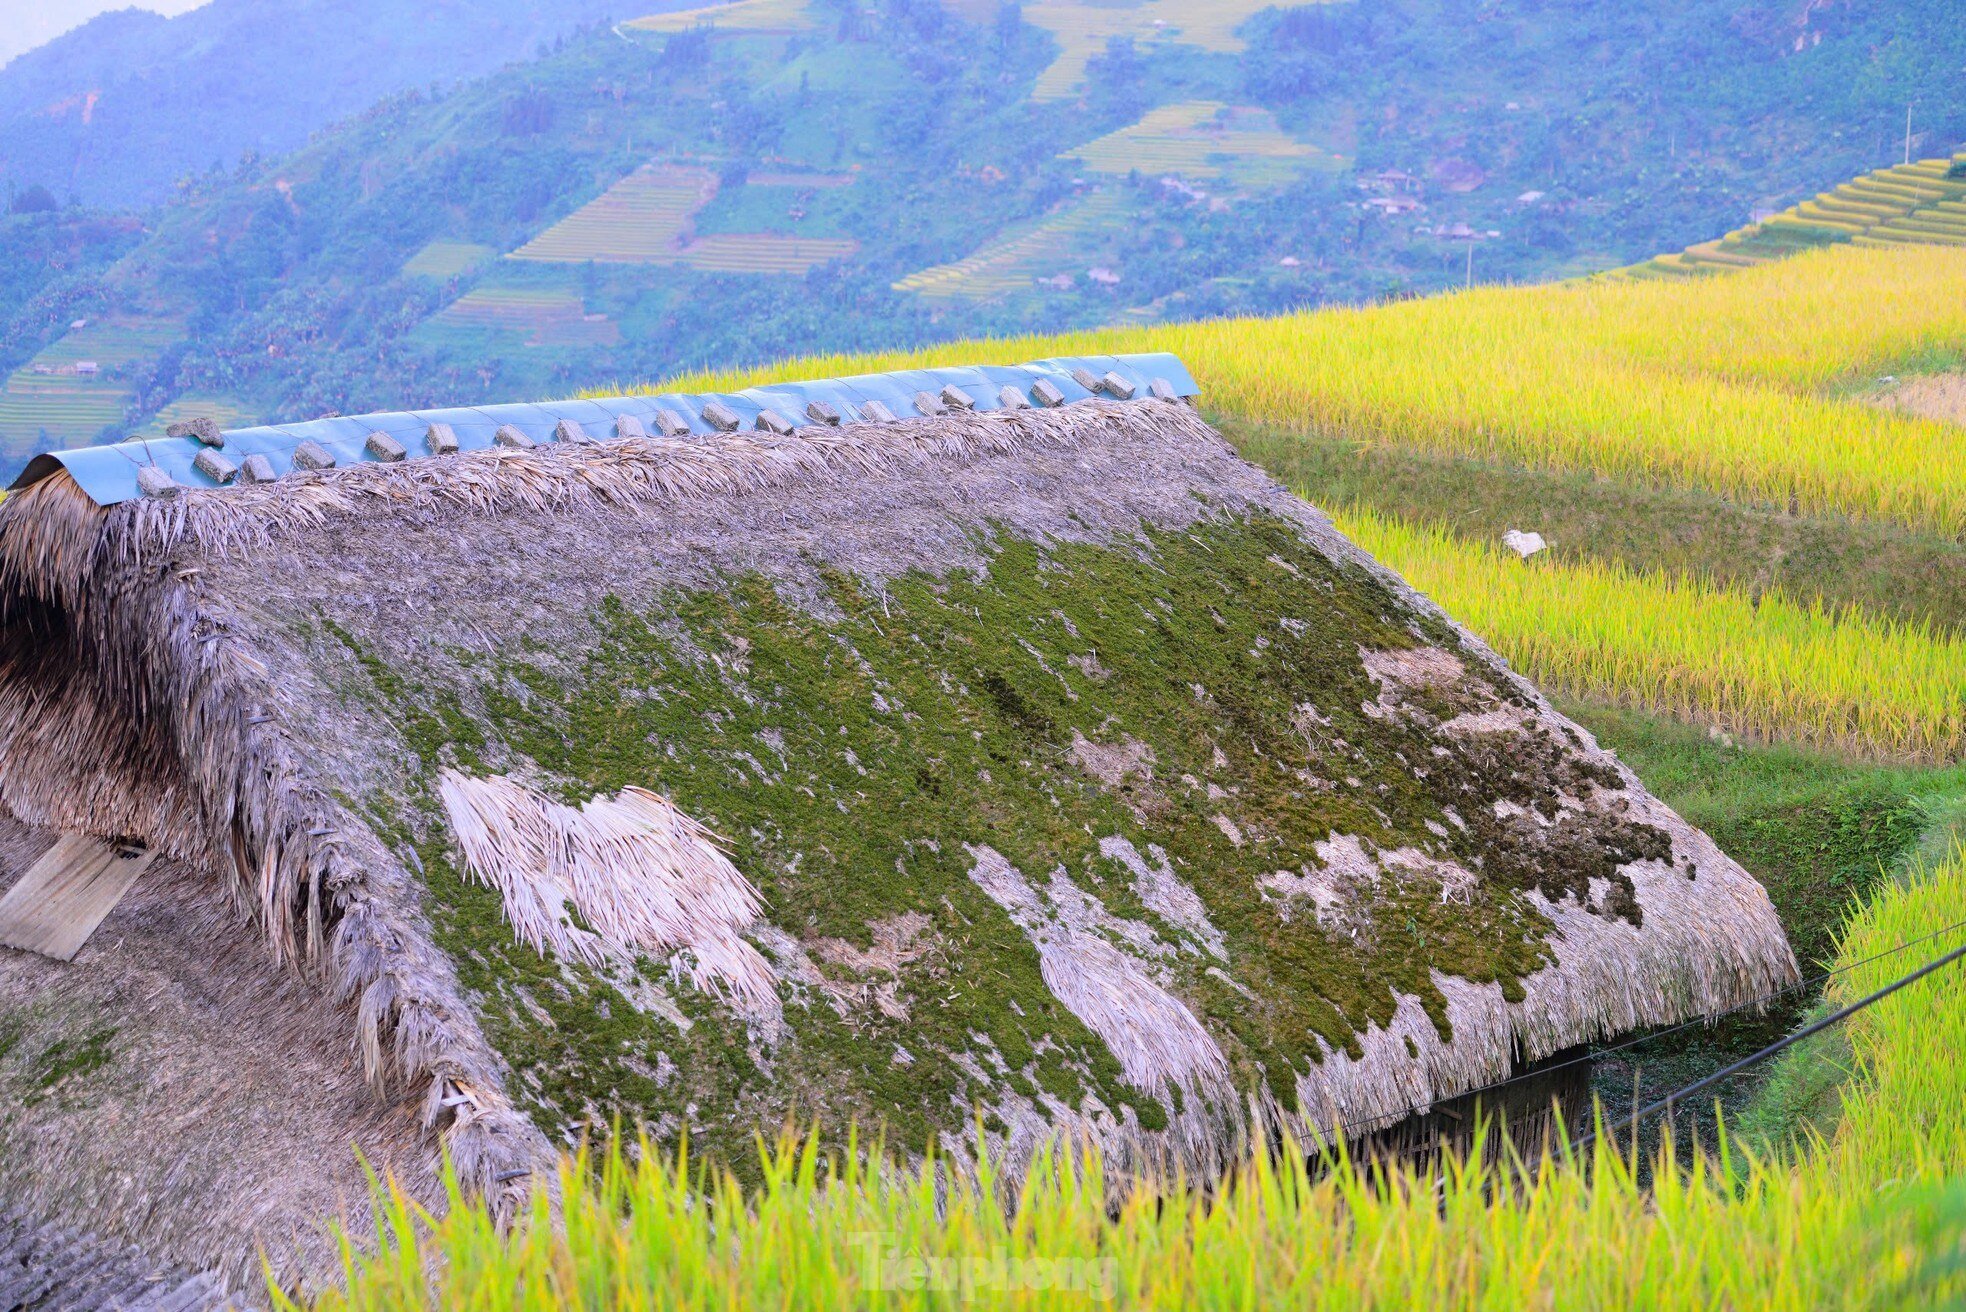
top-left (427, 285), bottom-right (619, 346)
top-left (1333, 507), bottom-right (1966, 763)
top-left (1638, 154), bottom-right (1966, 278)
top-left (653, 242), bottom-right (1966, 535)
top-left (0, 315), bottom-right (184, 453)
top-left (624, 0), bottom-right (816, 35)
top-left (892, 192), bottom-right (1129, 299)
top-left (401, 240), bottom-right (496, 280)
top-left (289, 843), bottom-right (1966, 1310)
top-left (431, 285), bottom-right (586, 331)
top-left (508, 165), bottom-right (856, 272)
top-left (0, 374), bottom-right (132, 447)
top-left (678, 232), bottom-right (858, 273)
top-left (1000, 0), bottom-right (1280, 102)
top-left (23, 317), bottom-right (181, 371)
top-left (1065, 101), bottom-right (1332, 183)
top-left (508, 166), bottom-right (717, 265)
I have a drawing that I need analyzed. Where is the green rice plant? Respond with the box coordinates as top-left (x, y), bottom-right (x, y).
top-left (286, 849), bottom-right (1966, 1310)
top-left (1331, 507), bottom-right (1966, 763)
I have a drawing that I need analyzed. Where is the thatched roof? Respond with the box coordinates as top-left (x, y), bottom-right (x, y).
top-left (0, 354), bottom-right (1795, 1289)
top-left (0, 1202), bottom-right (230, 1310)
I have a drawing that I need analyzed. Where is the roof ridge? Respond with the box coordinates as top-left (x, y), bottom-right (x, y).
top-left (108, 397), bottom-right (1216, 564)
top-left (15, 353), bottom-right (1200, 507)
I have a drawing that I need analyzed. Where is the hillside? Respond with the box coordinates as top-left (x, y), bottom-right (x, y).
top-left (0, 0), bottom-right (661, 210)
top-left (0, 0), bottom-right (1962, 480)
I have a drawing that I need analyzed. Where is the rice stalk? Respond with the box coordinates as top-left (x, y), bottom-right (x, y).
top-left (1329, 507), bottom-right (1966, 763)
top-left (636, 243), bottom-right (1966, 535)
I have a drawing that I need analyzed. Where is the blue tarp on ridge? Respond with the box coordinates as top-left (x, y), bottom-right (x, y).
top-left (14, 353), bottom-right (1200, 507)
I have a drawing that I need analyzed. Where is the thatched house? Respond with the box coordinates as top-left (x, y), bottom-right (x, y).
top-left (0, 354), bottom-right (1796, 1297)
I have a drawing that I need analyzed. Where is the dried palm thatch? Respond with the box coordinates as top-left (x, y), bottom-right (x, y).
top-left (0, 390), bottom-right (1796, 1280)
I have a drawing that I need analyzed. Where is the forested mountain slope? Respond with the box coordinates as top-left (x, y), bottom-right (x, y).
top-left (0, 0), bottom-right (1959, 479)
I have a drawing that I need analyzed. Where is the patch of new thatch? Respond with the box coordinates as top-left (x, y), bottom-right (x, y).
top-left (438, 772), bottom-right (776, 1010)
top-left (965, 842), bottom-right (1232, 1102)
top-left (0, 395), bottom-right (1798, 1272)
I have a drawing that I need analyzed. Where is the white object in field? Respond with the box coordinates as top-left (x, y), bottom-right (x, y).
top-left (1502, 529), bottom-right (1548, 559)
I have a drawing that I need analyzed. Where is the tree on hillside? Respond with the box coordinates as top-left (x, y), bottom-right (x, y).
top-left (8, 184), bottom-right (57, 215)
top-left (1085, 36), bottom-right (1147, 122)
top-left (993, 2), bottom-right (1023, 52)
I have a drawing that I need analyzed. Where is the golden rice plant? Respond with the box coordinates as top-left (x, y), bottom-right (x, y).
top-left (1333, 506), bottom-right (1966, 763)
top-left (632, 242), bottom-right (1966, 534)
top-left (290, 848), bottom-right (1966, 1310)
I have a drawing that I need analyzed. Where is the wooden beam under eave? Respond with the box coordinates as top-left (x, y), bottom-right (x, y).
top-left (0, 834), bottom-right (156, 961)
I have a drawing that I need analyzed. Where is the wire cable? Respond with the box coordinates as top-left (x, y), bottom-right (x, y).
top-left (1570, 936), bottom-right (1966, 1154)
top-left (1321, 912), bottom-right (1966, 1146)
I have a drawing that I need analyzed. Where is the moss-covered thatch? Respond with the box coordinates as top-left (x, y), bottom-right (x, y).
top-left (0, 392), bottom-right (1795, 1287)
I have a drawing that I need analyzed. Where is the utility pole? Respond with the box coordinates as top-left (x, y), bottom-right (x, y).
top-left (1465, 239), bottom-right (1475, 289)
top-left (1906, 104), bottom-right (1914, 165)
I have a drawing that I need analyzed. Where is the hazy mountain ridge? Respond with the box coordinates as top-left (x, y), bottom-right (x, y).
top-left (0, 0), bottom-right (679, 209)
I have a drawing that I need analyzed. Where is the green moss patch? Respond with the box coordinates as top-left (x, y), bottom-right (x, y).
top-left (341, 512), bottom-right (1681, 1158)
top-left (18, 1026), bottom-right (117, 1110)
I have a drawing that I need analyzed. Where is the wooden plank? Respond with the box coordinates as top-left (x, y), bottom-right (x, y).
top-left (0, 834), bottom-right (155, 961)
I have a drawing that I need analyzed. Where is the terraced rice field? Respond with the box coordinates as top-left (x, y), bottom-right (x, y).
top-left (401, 240), bottom-right (497, 280)
top-left (508, 166), bottom-right (854, 273)
top-left (1066, 101), bottom-right (1327, 183)
top-left (0, 316), bottom-right (183, 457)
top-left (1337, 507), bottom-right (1966, 762)
top-left (892, 192), bottom-right (1129, 299)
top-left (1002, 0), bottom-right (1279, 102)
top-left (625, 0), bottom-right (815, 35)
top-left (1636, 155), bottom-right (1966, 278)
top-left (135, 394), bottom-right (259, 438)
top-left (0, 374), bottom-right (132, 450)
top-left (426, 285), bottom-right (619, 346)
top-left (662, 243), bottom-right (1966, 536)
top-left (509, 166), bottom-right (718, 265)
top-left (676, 233), bottom-right (858, 273)
top-left (432, 285), bottom-right (585, 331)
